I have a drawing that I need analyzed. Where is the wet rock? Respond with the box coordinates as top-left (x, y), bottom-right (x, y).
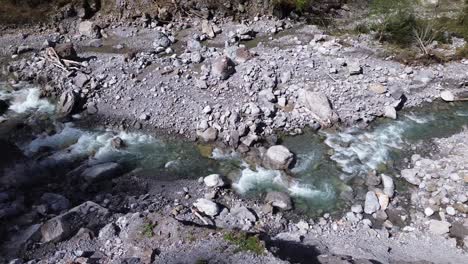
top-left (197, 127), bottom-right (218, 142)
top-left (193, 198), bottom-right (219, 216)
top-left (384, 106), bottom-right (397, 119)
top-left (204, 174), bottom-right (225, 188)
top-left (440, 90), bottom-right (455, 102)
top-left (111, 137), bottom-right (125, 149)
top-left (263, 145), bottom-right (294, 170)
top-left (41, 193), bottom-right (70, 212)
top-left (153, 31), bottom-right (172, 49)
top-left (211, 56), bottom-right (236, 80)
top-left (265, 191), bottom-right (292, 211)
top-left (364, 191), bottom-right (380, 214)
top-left (56, 91), bottom-right (78, 117)
top-left (55, 43), bottom-right (78, 60)
top-left (81, 162), bottom-right (122, 182)
top-left (297, 89), bottom-right (338, 126)
top-left (78, 21), bottom-right (101, 39)
top-left (429, 220), bottom-right (451, 235)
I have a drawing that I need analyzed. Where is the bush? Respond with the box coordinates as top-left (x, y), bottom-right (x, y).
top-left (223, 231), bottom-right (265, 255)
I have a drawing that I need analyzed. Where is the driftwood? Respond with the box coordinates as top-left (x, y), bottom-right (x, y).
top-left (44, 47), bottom-right (83, 72)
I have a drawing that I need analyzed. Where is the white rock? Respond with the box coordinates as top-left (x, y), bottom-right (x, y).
top-left (351, 204), bottom-right (363, 214)
top-left (424, 207), bottom-right (435, 216)
top-left (446, 206), bottom-right (456, 216)
top-left (364, 191), bottom-right (380, 214)
top-left (384, 106), bottom-right (397, 119)
top-left (203, 174), bottom-right (225, 188)
top-left (381, 174), bottom-right (395, 197)
top-left (440, 90), bottom-right (455, 102)
top-left (193, 198), bottom-right (219, 216)
top-left (428, 220), bottom-right (451, 235)
top-left (263, 145), bottom-right (294, 170)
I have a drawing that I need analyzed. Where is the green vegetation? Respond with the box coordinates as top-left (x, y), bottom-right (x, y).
top-left (273, 0), bottom-right (312, 12)
top-left (195, 259), bottom-right (209, 264)
top-left (141, 220), bottom-right (156, 238)
top-left (223, 231), bottom-right (265, 255)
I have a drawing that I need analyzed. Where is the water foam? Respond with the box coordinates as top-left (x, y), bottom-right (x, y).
top-left (7, 88), bottom-right (55, 114)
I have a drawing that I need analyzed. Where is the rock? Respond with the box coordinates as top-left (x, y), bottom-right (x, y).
top-left (211, 56), bottom-right (236, 80)
top-left (193, 198), bottom-right (219, 216)
top-left (139, 113), bottom-right (150, 121)
top-left (111, 137), bottom-right (125, 149)
top-left (384, 106), bottom-right (397, 119)
top-left (364, 191), bottom-right (380, 214)
top-left (55, 43), bottom-right (78, 60)
top-left (197, 127), bottom-right (218, 142)
top-left (74, 72), bottom-right (89, 88)
top-left (41, 193), bottom-right (70, 212)
top-left (81, 162), bottom-right (122, 182)
top-left (98, 223), bottom-right (119, 240)
top-left (424, 207), bottom-right (435, 216)
top-left (376, 192), bottom-right (389, 210)
top-left (351, 204), bottom-right (363, 214)
top-left (381, 174), bottom-right (394, 197)
top-left (204, 174), bottom-right (225, 188)
top-left (78, 21), bottom-right (101, 38)
top-left (230, 206), bottom-right (257, 222)
top-left (401, 168), bottom-right (421, 185)
top-left (297, 89), bottom-right (338, 126)
top-left (187, 39), bottom-right (202, 51)
top-left (41, 211), bottom-right (79, 243)
top-left (234, 47), bottom-right (253, 64)
top-left (57, 91), bottom-right (78, 117)
top-left (265, 192), bottom-right (292, 211)
top-left (440, 90), bottom-right (455, 102)
top-left (263, 145), bottom-right (294, 170)
top-left (348, 62), bottom-right (362, 75)
top-left (446, 206), bottom-right (456, 216)
top-left (369, 83), bottom-right (387, 94)
top-left (429, 220), bottom-right (451, 235)
top-left (201, 20), bottom-right (216, 38)
top-left (153, 31), bottom-right (171, 49)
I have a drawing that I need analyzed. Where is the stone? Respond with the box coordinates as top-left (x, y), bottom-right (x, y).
top-left (57, 91), bottom-right (77, 117)
top-left (230, 206), bottom-right (257, 222)
top-left (211, 56), bottom-right (236, 80)
top-left (265, 191), bottom-right (292, 210)
top-left (197, 127), bottom-right (218, 142)
top-left (429, 220), bottom-right (451, 235)
top-left (78, 21), bottom-right (101, 38)
top-left (111, 137), bottom-right (125, 149)
top-left (376, 192), bottom-right (389, 210)
top-left (348, 62), bottom-right (362, 75)
top-left (351, 204), bottom-right (363, 214)
top-left (440, 91), bottom-right (455, 102)
top-left (424, 207), bottom-right (435, 216)
top-left (384, 106), bottom-right (397, 119)
top-left (263, 145), bottom-right (294, 170)
top-left (41, 211), bottom-right (80, 243)
top-left (74, 73), bottom-right (89, 88)
top-left (98, 223), bottom-right (119, 240)
top-left (193, 198), bottom-right (219, 216)
top-left (203, 174), bottom-right (225, 188)
top-left (0, 99), bottom-right (9, 115)
top-left (364, 191), bottom-right (380, 214)
top-left (153, 31), bottom-right (172, 49)
top-left (401, 168), bottom-right (421, 185)
top-left (381, 174), bottom-right (395, 197)
top-left (234, 47), bottom-right (253, 64)
top-left (81, 162), bottom-right (122, 182)
top-left (297, 89), bottom-right (338, 126)
top-left (201, 20), bottom-right (216, 38)
top-left (446, 206), bottom-right (456, 216)
top-left (369, 83), bottom-right (387, 94)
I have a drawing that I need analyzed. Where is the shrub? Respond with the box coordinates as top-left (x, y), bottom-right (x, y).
top-left (223, 231), bottom-right (265, 255)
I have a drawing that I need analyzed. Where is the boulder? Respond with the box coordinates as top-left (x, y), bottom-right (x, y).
top-left (41, 211), bottom-right (80, 243)
top-left (440, 90), bottom-right (455, 102)
top-left (153, 31), bottom-right (172, 49)
top-left (78, 21), bottom-right (101, 38)
top-left (203, 174), bottom-right (225, 188)
top-left (197, 127), bottom-right (218, 142)
top-left (263, 145), bottom-right (294, 170)
top-left (41, 193), bottom-right (70, 212)
top-left (234, 47), bottom-right (253, 64)
top-left (381, 174), bottom-right (394, 197)
top-left (193, 198), bottom-right (219, 216)
top-left (265, 191), bottom-right (292, 210)
top-left (81, 162), bottom-right (122, 182)
top-left (364, 191), bottom-right (380, 214)
top-left (211, 56), bottom-right (236, 80)
top-left (0, 99), bottom-right (9, 115)
top-left (297, 89), bottom-right (338, 126)
top-left (384, 106), bottom-right (397, 119)
top-left (56, 91), bottom-right (78, 117)
top-left (201, 20), bottom-right (216, 38)
top-left (429, 220), bottom-right (451, 235)
top-left (401, 168), bottom-right (421, 185)
top-left (111, 137), bottom-right (125, 149)
top-left (55, 43), bottom-right (78, 60)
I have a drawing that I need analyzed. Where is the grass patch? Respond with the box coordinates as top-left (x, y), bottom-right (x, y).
top-left (223, 231), bottom-right (265, 255)
top-left (141, 220), bottom-right (156, 238)
top-left (455, 43), bottom-right (468, 58)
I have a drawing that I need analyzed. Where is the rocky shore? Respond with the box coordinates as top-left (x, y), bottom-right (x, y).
top-left (1, 2), bottom-right (468, 264)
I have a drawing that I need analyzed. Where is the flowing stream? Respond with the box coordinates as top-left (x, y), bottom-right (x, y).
top-left (1, 83), bottom-right (468, 216)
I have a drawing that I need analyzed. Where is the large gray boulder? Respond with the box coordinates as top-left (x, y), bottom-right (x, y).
top-left (297, 89), bottom-right (338, 126)
top-left (263, 145), bottom-right (294, 170)
top-left (203, 174), bottom-right (226, 188)
top-left (193, 198), bottom-right (219, 216)
top-left (197, 127), bottom-right (218, 142)
top-left (211, 56), bottom-right (236, 80)
top-left (81, 162), bottom-right (122, 182)
top-left (265, 191), bottom-right (292, 211)
top-left (56, 91), bottom-right (78, 117)
top-left (153, 31), bottom-right (172, 49)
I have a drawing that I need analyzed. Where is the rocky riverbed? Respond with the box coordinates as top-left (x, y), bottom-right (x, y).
top-left (1, 3), bottom-right (468, 264)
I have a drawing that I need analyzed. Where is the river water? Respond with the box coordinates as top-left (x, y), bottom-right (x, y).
top-left (1, 83), bottom-right (468, 216)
